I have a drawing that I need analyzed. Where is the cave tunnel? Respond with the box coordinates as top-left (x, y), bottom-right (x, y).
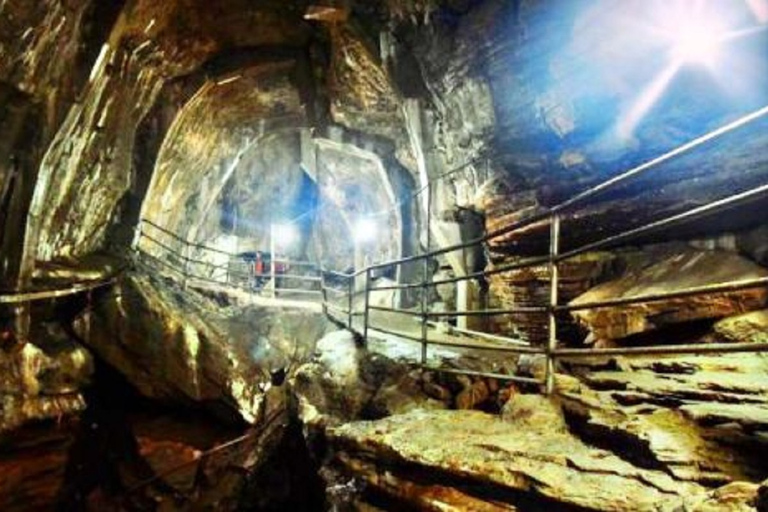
top-left (1, 1), bottom-right (768, 510)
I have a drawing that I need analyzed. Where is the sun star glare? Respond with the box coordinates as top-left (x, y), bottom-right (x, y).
top-left (672, 18), bottom-right (725, 66)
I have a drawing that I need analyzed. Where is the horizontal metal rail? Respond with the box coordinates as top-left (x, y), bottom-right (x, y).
top-left (431, 323), bottom-right (532, 347)
top-left (272, 273), bottom-right (322, 282)
top-left (275, 288), bottom-right (323, 296)
top-left (140, 219), bottom-right (322, 272)
top-left (369, 326), bottom-right (425, 342)
top-left (561, 276), bottom-right (768, 312)
top-left (140, 219), bottom-right (233, 257)
top-left (368, 305), bottom-right (421, 317)
top-left (424, 307), bottom-right (548, 317)
top-left (420, 365), bottom-right (543, 386)
top-left (554, 341), bottom-right (768, 358)
top-left (0, 278), bottom-right (117, 304)
top-left (421, 336), bottom-right (545, 354)
top-left (321, 286), bottom-right (348, 295)
top-left (361, 104), bottom-right (768, 273)
top-left (558, 182), bottom-right (768, 262)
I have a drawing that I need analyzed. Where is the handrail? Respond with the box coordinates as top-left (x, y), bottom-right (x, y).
top-left (128, 103), bottom-right (768, 395)
top-left (337, 103), bottom-right (768, 393)
top-left (139, 218), bottom-right (320, 269)
top-left (361, 104), bottom-right (768, 273)
top-left (0, 277), bottom-right (118, 304)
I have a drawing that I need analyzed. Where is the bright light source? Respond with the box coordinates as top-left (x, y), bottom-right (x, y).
top-left (353, 218), bottom-right (377, 244)
top-left (272, 223), bottom-right (298, 248)
top-left (670, 16), bottom-right (726, 67)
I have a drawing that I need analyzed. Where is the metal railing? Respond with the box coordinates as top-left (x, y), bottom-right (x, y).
top-left (135, 219), bottom-right (324, 300)
top-left (323, 104), bottom-right (768, 394)
top-left (128, 104), bottom-right (768, 397)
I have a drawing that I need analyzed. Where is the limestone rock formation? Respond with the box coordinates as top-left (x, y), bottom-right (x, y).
top-left (571, 250), bottom-right (768, 341)
top-left (326, 406), bottom-right (706, 511)
top-left (74, 269), bottom-right (333, 422)
top-left (488, 252), bottom-right (614, 342)
top-left (1, 0), bottom-right (767, 509)
top-left (714, 310), bottom-right (768, 345)
top-left (0, 323), bottom-right (92, 433)
top-left (559, 352), bottom-right (768, 485)
top-left (294, 330), bottom-right (443, 427)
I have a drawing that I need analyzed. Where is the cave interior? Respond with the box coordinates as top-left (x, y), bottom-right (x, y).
top-left (1, 0), bottom-right (768, 510)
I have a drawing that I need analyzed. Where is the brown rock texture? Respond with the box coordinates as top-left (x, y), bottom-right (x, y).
top-left (0, 324), bottom-right (92, 433)
top-left (74, 268), bottom-right (333, 422)
top-left (559, 352), bottom-right (768, 485)
top-left (488, 252), bottom-right (614, 342)
top-left (571, 250), bottom-right (768, 341)
top-left (327, 407), bottom-right (705, 511)
top-left (714, 309), bottom-right (768, 344)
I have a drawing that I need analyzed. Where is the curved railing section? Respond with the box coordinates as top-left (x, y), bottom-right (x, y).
top-left (131, 104), bottom-right (768, 396)
top-left (135, 219), bottom-right (324, 301)
top-left (317, 104), bottom-right (768, 394)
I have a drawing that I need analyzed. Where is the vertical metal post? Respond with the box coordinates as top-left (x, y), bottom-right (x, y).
top-left (420, 181), bottom-right (433, 365)
top-left (363, 269), bottom-right (371, 341)
top-left (347, 275), bottom-right (354, 329)
top-left (270, 225), bottom-right (277, 299)
top-left (545, 214), bottom-right (561, 395)
top-left (320, 271), bottom-right (328, 316)
top-left (132, 220), bottom-right (143, 253)
top-left (182, 242), bottom-right (190, 290)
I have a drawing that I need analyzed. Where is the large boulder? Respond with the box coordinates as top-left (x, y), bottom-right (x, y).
top-left (714, 310), bottom-right (768, 344)
top-left (293, 330), bottom-right (442, 427)
top-left (570, 249), bottom-right (768, 341)
top-left (74, 270), bottom-right (333, 422)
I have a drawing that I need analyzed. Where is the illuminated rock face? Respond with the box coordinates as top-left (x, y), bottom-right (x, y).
top-left (0, 0), bottom-right (767, 510)
top-left (73, 269), bottom-right (333, 423)
top-left (571, 249), bottom-right (768, 341)
top-left (0, 324), bottom-right (92, 434)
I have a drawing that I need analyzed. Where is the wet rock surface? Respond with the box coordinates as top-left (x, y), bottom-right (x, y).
top-left (0, 322), bottom-right (93, 433)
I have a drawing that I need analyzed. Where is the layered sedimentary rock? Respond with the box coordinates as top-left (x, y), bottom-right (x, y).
top-left (559, 351), bottom-right (768, 485)
top-left (487, 252), bottom-right (614, 343)
top-left (571, 249), bottom-right (768, 342)
top-left (326, 404), bottom-right (707, 511)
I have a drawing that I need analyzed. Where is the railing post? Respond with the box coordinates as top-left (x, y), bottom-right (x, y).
top-left (320, 271), bottom-right (328, 316)
top-left (132, 220), bottom-right (143, 254)
top-left (270, 226), bottom-right (277, 299)
top-left (347, 275), bottom-right (354, 329)
top-left (545, 213), bottom-right (561, 395)
top-left (182, 243), bottom-right (190, 290)
top-left (363, 269), bottom-right (371, 341)
top-left (420, 181), bottom-right (433, 365)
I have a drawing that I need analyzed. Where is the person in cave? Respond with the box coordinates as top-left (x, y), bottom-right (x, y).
top-left (252, 251), bottom-right (266, 290)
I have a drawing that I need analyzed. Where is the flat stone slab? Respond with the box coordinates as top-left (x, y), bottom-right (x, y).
top-left (570, 250), bottom-right (768, 341)
top-left (329, 407), bottom-right (706, 511)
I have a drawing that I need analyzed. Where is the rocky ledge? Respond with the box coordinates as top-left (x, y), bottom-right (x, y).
top-left (324, 396), bottom-right (767, 511)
